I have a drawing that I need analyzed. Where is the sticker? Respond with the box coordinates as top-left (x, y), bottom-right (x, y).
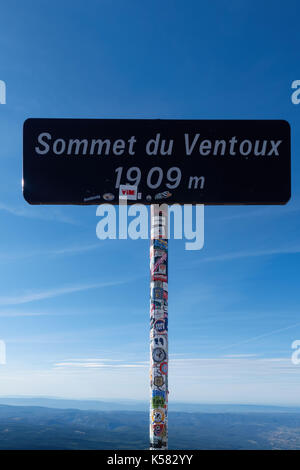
top-left (153, 239), bottom-right (168, 250)
top-left (119, 184), bottom-right (137, 200)
top-left (152, 309), bottom-right (164, 319)
top-left (150, 301), bottom-right (164, 312)
top-left (153, 375), bottom-right (164, 387)
top-left (152, 336), bottom-right (167, 349)
top-left (151, 259), bottom-right (164, 270)
top-left (152, 275), bottom-right (167, 283)
top-left (156, 264), bottom-right (166, 275)
top-left (151, 315), bottom-right (167, 329)
top-left (151, 307), bottom-right (164, 317)
top-left (153, 318), bottom-right (167, 334)
top-left (152, 347), bottom-right (167, 363)
top-left (102, 193), bottom-right (114, 201)
top-left (151, 313), bottom-right (167, 327)
top-left (151, 226), bottom-right (167, 239)
top-left (152, 390), bottom-right (166, 399)
top-left (152, 396), bottom-right (165, 408)
top-left (151, 280), bottom-right (163, 289)
top-left (150, 279), bottom-right (165, 288)
top-left (152, 436), bottom-right (166, 448)
top-left (150, 250), bottom-right (167, 262)
top-left (151, 300), bottom-right (164, 310)
top-left (154, 191), bottom-right (172, 200)
top-left (151, 249), bottom-right (165, 258)
top-left (152, 253), bottom-right (167, 274)
top-left (152, 409), bottom-right (165, 424)
top-left (153, 287), bottom-right (163, 300)
top-left (84, 194), bottom-right (101, 202)
top-left (153, 423), bottom-right (164, 437)
top-left (160, 362), bottom-right (168, 375)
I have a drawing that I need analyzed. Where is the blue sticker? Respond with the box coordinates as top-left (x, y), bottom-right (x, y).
top-left (154, 319), bottom-right (167, 333)
top-left (152, 390), bottom-right (166, 399)
top-left (153, 287), bottom-right (163, 300)
top-left (153, 239), bottom-right (168, 250)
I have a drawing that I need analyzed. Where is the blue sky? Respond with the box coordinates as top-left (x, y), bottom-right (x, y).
top-left (0, 0), bottom-right (300, 405)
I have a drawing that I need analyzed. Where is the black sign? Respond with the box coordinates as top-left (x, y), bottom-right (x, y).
top-left (23, 119), bottom-right (291, 205)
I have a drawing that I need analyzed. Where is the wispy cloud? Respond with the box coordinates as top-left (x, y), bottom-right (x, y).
top-left (2, 355), bottom-right (300, 403)
top-left (54, 359), bottom-right (147, 369)
top-left (53, 355), bottom-right (299, 380)
top-left (201, 245), bottom-right (300, 263)
top-left (0, 242), bottom-right (102, 261)
top-left (216, 321), bottom-right (300, 352)
top-left (222, 354), bottom-right (259, 358)
top-left (0, 308), bottom-right (80, 318)
top-left (0, 310), bottom-right (54, 318)
top-left (0, 279), bottom-right (134, 306)
top-left (0, 202), bottom-right (78, 225)
top-left (220, 203), bottom-right (300, 221)
top-left (167, 356), bottom-right (300, 380)
top-left (46, 243), bottom-right (101, 256)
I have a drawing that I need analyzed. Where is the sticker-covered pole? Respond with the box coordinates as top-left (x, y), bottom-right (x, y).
top-left (149, 204), bottom-right (168, 450)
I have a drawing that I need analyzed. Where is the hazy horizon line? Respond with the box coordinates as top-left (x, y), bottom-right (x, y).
top-left (0, 395), bottom-right (300, 409)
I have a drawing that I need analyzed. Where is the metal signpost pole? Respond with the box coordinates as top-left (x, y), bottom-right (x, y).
top-left (150, 204), bottom-right (168, 450)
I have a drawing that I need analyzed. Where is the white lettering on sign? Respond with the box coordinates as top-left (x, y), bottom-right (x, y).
top-left (184, 134), bottom-right (282, 157)
top-left (145, 133), bottom-right (174, 155)
top-left (33, 132), bottom-right (283, 158)
top-left (35, 133), bottom-right (137, 156)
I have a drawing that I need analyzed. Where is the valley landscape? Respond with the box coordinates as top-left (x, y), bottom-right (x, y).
top-left (0, 399), bottom-right (299, 450)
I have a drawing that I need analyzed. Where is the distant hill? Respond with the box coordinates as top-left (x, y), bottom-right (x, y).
top-left (0, 403), bottom-right (300, 449)
top-left (1, 396), bottom-right (300, 413)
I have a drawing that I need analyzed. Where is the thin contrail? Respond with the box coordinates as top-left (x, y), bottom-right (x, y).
top-left (216, 321), bottom-right (300, 352)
